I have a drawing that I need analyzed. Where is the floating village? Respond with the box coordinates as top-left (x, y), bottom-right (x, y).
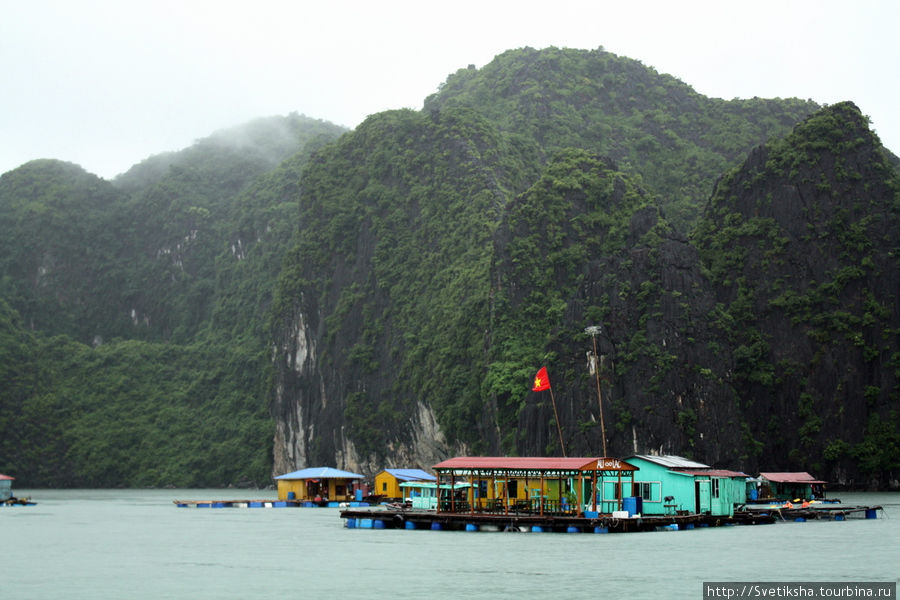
top-left (170, 455), bottom-right (884, 534)
top-left (3, 456), bottom-right (886, 532)
top-left (168, 367), bottom-right (885, 533)
top-left (1, 365), bottom-right (886, 533)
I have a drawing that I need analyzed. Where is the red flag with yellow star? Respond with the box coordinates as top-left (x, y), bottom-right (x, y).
top-left (532, 366), bottom-right (551, 391)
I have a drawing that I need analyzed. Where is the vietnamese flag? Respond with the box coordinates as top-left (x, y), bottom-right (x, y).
top-left (532, 367), bottom-right (551, 391)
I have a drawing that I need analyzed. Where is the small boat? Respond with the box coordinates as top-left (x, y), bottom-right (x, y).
top-left (3, 497), bottom-right (37, 506)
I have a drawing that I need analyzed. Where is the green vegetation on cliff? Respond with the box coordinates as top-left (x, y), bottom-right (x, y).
top-left (0, 115), bottom-right (345, 487)
top-left (271, 107), bottom-right (537, 457)
top-left (425, 46), bottom-right (818, 230)
top-left (1, 48), bottom-right (896, 488)
top-left (692, 102), bottom-right (900, 480)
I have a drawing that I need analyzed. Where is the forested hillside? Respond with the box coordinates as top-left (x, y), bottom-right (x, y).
top-left (424, 47), bottom-right (819, 231)
top-left (692, 103), bottom-right (899, 481)
top-left (0, 114), bottom-right (346, 486)
top-left (1, 47), bottom-right (896, 489)
top-left (270, 49), bottom-right (897, 487)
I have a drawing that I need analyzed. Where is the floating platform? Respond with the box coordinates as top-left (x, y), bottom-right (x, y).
top-left (339, 507), bottom-right (777, 533)
top-left (742, 503), bottom-right (883, 522)
top-left (173, 499), bottom-right (370, 508)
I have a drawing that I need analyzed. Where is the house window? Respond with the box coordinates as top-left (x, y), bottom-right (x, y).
top-left (381, 481), bottom-right (387, 492)
top-left (633, 481), bottom-right (659, 501)
top-left (711, 479), bottom-right (720, 498)
top-left (634, 482), bottom-right (652, 501)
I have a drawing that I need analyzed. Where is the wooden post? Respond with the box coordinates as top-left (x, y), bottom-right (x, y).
top-left (617, 469), bottom-right (623, 511)
top-left (578, 472), bottom-right (585, 517)
top-left (503, 470), bottom-right (509, 515)
top-left (450, 472), bottom-right (456, 513)
top-left (540, 474), bottom-right (545, 517)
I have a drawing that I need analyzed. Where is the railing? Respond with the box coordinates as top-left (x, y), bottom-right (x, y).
top-left (438, 498), bottom-right (579, 515)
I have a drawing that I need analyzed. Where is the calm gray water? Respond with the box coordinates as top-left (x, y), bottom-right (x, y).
top-left (3, 489), bottom-right (898, 599)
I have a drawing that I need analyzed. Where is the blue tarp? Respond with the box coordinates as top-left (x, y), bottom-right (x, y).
top-left (274, 466), bottom-right (364, 480)
top-left (384, 468), bottom-right (436, 482)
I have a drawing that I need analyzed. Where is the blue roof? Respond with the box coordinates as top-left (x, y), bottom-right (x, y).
top-left (274, 466), bottom-right (364, 480)
top-left (384, 468), bottom-right (436, 482)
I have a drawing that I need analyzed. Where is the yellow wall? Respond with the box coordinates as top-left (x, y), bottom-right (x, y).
top-left (374, 472), bottom-right (403, 499)
top-left (464, 477), bottom-right (573, 508)
top-left (277, 479), bottom-right (306, 500)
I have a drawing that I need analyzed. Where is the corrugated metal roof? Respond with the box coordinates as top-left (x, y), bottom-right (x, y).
top-left (760, 472), bottom-right (826, 484)
top-left (432, 457), bottom-right (635, 472)
top-left (677, 469), bottom-right (748, 478)
top-left (0, 473), bottom-right (14, 480)
top-left (628, 455), bottom-right (710, 469)
top-left (384, 468), bottom-right (436, 482)
top-left (274, 467), bottom-right (364, 480)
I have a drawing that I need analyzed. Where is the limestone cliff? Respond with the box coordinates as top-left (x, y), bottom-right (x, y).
top-left (270, 102), bottom-right (898, 488)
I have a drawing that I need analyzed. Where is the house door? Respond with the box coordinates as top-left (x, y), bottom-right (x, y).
top-left (695, 480), bottom-right (711, 514)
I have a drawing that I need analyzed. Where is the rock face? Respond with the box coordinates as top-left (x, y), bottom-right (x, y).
top-left (491, 149), bottom-right (746, 467)
top-left (270, 101), bottom-right (898, 487)
top-left (269, 108), bottom-right (508, 474)
top-left (693, 102), bottom-right (899, 485)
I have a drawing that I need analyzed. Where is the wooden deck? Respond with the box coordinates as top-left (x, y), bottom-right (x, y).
top-left (339, 506), bottom-right (777, 533)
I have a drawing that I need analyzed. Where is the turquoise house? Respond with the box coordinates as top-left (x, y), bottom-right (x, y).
top-left (399, 481), bottom-right (472, 510)
top-left (0, 473), bottom-right (13, 501)
top-left (625, 455), bottom-right (747, 517)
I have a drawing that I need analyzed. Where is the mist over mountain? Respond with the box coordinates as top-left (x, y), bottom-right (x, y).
top-left (1, 48), bottom-right (896, 489)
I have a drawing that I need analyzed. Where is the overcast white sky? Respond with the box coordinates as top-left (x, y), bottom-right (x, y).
top-left (2, 0), bottom-right (897, 179)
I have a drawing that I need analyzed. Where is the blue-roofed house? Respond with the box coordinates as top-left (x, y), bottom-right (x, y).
top-left (274, 467), bottom-right (365, 502)
top-left (374, 468), bottom-right (436, 500)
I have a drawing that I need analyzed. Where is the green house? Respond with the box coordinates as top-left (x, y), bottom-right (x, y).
top-left (0, 473), bottom-right (13, 501)
top-left (758, 472), bottom-right (826, 501)
top-left (625, 455), bottom-right (747, 517)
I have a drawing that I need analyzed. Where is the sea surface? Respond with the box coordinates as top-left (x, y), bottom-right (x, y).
top-left (2, 489), bottom-right (897, 599)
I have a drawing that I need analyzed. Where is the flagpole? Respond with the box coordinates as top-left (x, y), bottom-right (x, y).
top-left (585, 326), bottom-right (608, 457)
top-left (548, 387), bottom-right (566, 457)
